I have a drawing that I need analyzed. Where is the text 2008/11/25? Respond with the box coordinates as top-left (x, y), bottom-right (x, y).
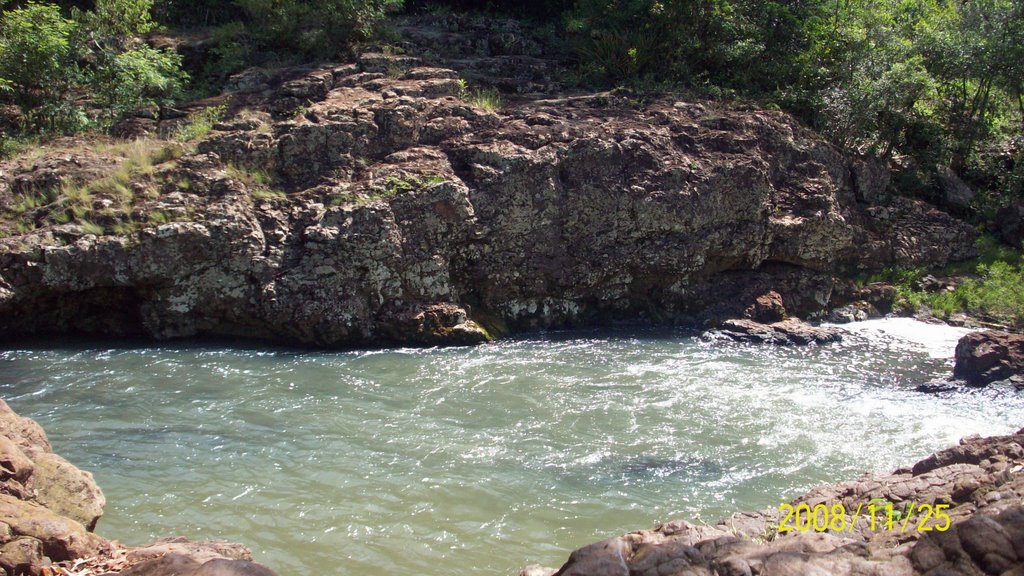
top-left (778, 501), bottom-right (951, 534)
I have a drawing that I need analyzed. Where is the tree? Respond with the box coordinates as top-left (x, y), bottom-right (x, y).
top-left (91, 44), bottom-right (187, 118)
top-left (83, 0), bottom-right (156, 39)
top-left (917, 0), bottom-right (1021, 169)
top-left (79, 0), bottom-right (186, 119)
top-left (0, 2), bottom-right (86, 131)
top-left (0, 0), bottom-right (188, 133)
top-left (233, 0), bottom-right (403, 58)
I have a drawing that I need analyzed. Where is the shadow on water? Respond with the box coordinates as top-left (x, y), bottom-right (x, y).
top-left (0, 334), bottom-right (312, 355)
top-left (619, 455), bottom-right (725, 481)
top-left (0, 325), bottom-right (705, 356)
top-left (558, 455), bottom-right (726, 488)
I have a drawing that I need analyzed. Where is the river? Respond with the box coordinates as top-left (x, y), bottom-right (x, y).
top-left (2, 318), bottom-right (1022, 574)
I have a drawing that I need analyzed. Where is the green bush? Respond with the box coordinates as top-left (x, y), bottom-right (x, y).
top-left (0, 0), bottom-right (189, 134)
top-left (235, 0), bottom-right (403, 59)
top-left (0, 3), bottom-right (83, 131)
top-left (207, 22), bottom-right (251, 77)
top-left (878, 237), bottom-right (1024, 327)
top-left (92, 45), bottom-right (187, 119)
top-left (171, 103), bottom-right (227, 142)
top-left (152, 0), bottom-right (241, 26)
top-left (80, 0), bottom-right (155, 37)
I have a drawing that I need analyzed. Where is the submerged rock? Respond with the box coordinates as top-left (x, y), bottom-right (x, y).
top-left (525, 429), bottom-right (1024, 576)
top-left (953, 330), bottom-right (1024, 386)
top-left (120, 541), bottom-right (278, 576)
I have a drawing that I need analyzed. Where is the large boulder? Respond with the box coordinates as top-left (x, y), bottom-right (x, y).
top-left (27, 452), bottom-right (106, 531)
top-left (0, 537), bottom-right (49, 576)
top-left (0, 400), bottom-right (51, 457)
top-left (120, 554), bottom-right (279, 576)
top-left (934, 165), bottom-right (976, 215)
top-left (0, 435), bottom-right (34, 484)
top-left (745, 290), bottom-right (786, 323)
top-left (993, 202), bottom-right (1024, 248)
top-left (0, 399), bottom-right (106, 533)
top-left (0, 400), bottom-right (109, 572)
top-left (708, 317), bottom-right (844, 345)
top-left (953, 330), bottom-right (1024, 386)
top-left (0, 494), bottom-right (107, 561)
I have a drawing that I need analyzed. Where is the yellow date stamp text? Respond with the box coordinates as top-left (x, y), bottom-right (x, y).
top-left (778, 501), bottom-right (951, 534)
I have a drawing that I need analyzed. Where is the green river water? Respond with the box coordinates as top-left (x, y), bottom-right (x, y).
top-left (2, 318), bottom-right (1022, 574)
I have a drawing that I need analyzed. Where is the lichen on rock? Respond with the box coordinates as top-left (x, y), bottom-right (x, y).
top-left (0, 31), bottom-right (980, 348)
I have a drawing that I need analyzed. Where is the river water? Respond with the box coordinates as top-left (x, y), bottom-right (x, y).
top-left (2, 318), bottom-right (1022, 574)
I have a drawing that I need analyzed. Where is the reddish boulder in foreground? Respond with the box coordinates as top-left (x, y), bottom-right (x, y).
top-left (953, 330), bottom-right (1024, 386)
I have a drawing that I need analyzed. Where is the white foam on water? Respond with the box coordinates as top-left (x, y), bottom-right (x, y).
top-left (828, 317), bottom-right (973, 359)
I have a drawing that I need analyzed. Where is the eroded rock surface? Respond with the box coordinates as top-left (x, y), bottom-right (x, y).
top-left (0, 38), bottom-right (979, 347)
top-left (0, 399), bottom-right (106, 571)
top-left (704, 291), bottom-right (844, 345)
top-left (709, 317), bottom-right (844, 345)
top-left (524, 429), bottom-right (1024, 576)
top-left (954, 330), bottom-right (1024, 386)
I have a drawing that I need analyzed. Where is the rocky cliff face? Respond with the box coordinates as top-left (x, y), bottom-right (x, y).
top-left (0, 38), bottom-right (977, 347)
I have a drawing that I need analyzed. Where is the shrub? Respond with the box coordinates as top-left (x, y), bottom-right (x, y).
top-left (0, 0), bottom-right (189, 134)
top-left (879, 237), bottom-right (1024, 327)
top-left (171, 103), bottom-right (227, 142)
top-left (80, 0), bottom-right (156, 38)
top-left (235, 0), bottom-right (404, 59)
top-left (461, 86), bottom-right (502, 111)
top-left (0, 3), bottom-right (84, 131)
top-left (92, 45), bottom-right (187, 119)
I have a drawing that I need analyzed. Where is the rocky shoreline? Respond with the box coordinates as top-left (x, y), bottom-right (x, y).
top-left (523, 428), bottom-right (1024, 576)
top-left (1, 13), bottom-right (1021, 576)
top-left (0, 399), bottom-right (276, 576)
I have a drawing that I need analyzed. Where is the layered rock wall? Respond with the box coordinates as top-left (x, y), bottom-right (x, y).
top-left (0, 57), bottom-right (977, 346)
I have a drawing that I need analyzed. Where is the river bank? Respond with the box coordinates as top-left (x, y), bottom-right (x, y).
top-left (1, 13), bottom-right (1021, 576)
top-left (0, 399), bottom-right (276, 576)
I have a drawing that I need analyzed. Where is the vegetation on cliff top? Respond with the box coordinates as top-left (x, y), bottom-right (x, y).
top-left (0, 0), bottom-right (186, 134)
top-left (1, 0), bottom-right (1020, 212)
top-left (1, 0), bottom-right (1021, 244)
